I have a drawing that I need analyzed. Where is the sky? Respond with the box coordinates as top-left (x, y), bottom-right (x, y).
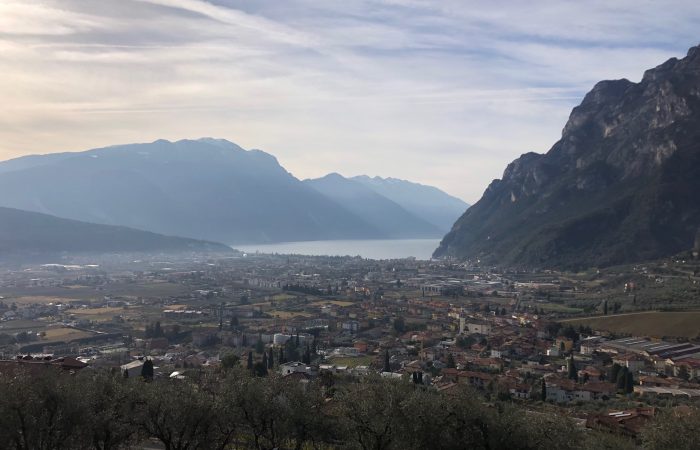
top-left (0, 1), bottom-right (699, 203)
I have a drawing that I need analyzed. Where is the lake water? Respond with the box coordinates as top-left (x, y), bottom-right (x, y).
top-left (233, 239), bottom-right (441, 260)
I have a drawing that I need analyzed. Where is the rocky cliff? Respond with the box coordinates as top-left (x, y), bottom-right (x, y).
top-left (434, 45), bottom-right (700, 269)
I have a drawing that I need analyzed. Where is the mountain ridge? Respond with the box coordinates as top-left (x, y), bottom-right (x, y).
top-left (350, 175), bottom-right (469, 232)
top-left (434, 44), bottom-right (700, 269)
top-left (0, 138), bottom-right (464, 245)
top-left (303, 173), bottom-right (443, 238)
top-left (0, 206), bottom-right (233, 260)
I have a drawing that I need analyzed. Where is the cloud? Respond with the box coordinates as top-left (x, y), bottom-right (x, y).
top-left (0, 0), bottom-right (698, 202)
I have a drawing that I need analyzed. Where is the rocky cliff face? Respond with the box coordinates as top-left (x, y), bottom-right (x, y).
top-left (434, 45), bottom-right (700, 269)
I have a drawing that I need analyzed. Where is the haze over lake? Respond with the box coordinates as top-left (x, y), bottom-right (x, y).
top-left (234, 239), bottom-right (441, 260)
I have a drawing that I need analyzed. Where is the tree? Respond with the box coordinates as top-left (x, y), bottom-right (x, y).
top-left (603, 300), bottom-right (608, 315)
top-left (643, 407), bottom-right (700, 450)
top-left (383, 350), bottom-right (391, 372)
top-left (679, 364), bottom-right (690, 381)
top-left (284, 337), bottom-right (300, 362)
top-left (267, 348), bottom-right (274, 369)
top-left (625, 370), bottom-right (634, 395)
top-left (255, 338), bottom-right (265, 354)
top-left (138, 378), bottom-right (228, 450)
top-left (229, 315), bottom-right (239, 329)
top-left (567, 354), bottom-right (577, 381)
top-left (610, 363), bottom-right (622, 383)
top-left (339, 377), bottom-right (413, 450)
top-left (446, 353), bottom-right (456, 369)
top-left (141, 359), bottom-right (154, 380)
top-left (247, 352), bottom-right (254, 371)
top-left (221, 353), bottom-right (240, 371)
top-left (541, 378), bottom-right (547, 401)
top-left (393, 317), bottom-right (405, 333)
top-left (253, 361), bottom-right (268, 377)
top-left (617, 367), bottom-right (629, 391)
top-left (154, 321), bottom-right (163, 338)
top-left (279, 347), bottom-right (286, 364)
top-left (302, 345), bottom-right (311, 364)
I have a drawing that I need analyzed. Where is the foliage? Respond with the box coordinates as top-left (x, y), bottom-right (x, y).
top-left (0, 367), bottom-right (661, 450)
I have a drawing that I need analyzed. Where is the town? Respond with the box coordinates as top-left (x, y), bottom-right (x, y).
top-left (1, 250), bottom-right (700, 447)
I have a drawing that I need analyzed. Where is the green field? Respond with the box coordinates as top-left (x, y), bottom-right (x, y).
top-left (560, 311), bottom-right (700, 338)
top-left (530, 302), bottom-right (583, 314)
top-left (0, 281), bottom-right (191, 302)
top-left (328, 355), bottom-right (375, 368)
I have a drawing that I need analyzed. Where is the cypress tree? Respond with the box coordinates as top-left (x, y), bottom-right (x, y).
top-left (141, 359), bottom-right (154, 380)
top-left (279, 347), bottom-right (285, 364)
top-left (383, 350), bottom-right (391, 372)
top-left (567, 354), bottom-right (577, 381)
top-left (262, 352), bottom-right (268, 369)
top-left (617, 367), bottom-right (628, 390)
top-left (625, 371), bottom-right (634, 395)
top-left (446, 353), bottom-right (456, 369)
top-left (541, 379), bottom-right (547, 400)
top-left (267, 348), bottom-right (274, 369)
top-left (247, 351), bottom-right (253, 371)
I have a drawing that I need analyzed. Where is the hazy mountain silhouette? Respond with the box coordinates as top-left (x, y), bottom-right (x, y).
top-left (0, 206), bottom-right (232, 260)
top-left (0, 138), bottom-right (385, 244)
top-left (351, 175), bottom-right (469, 232)
top-left (304, 173), bottom-right (443, 238)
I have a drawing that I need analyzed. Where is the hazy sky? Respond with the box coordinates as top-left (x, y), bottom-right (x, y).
top-left (1, 1), bottom-right (698, 202)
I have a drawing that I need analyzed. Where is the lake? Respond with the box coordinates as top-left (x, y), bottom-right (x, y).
top-left (233, 239), bottom-right (441, 260)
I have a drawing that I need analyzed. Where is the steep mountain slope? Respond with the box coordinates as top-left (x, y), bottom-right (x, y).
top-left (0, 138), bottom-right (383, 244)
top-left (352, 175), bottom-right (469, 232)
top-left (435, 45), bottom-right (700, 269)
top-left (304, 173), bottom-right (442, 238)
top-left (0, 206), bottom-right (232, 259)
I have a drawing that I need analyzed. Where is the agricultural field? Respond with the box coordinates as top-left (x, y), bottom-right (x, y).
top-left (0, 281), bottom-right (192, 303)
top-left (268, 310), bottom-right (312, 319)
top-left (43, 327), bottom-right (95, 342)
top-left (311, 300), bottom-right (354, 307)
top-left (68, 307), bottom-right (125, 322)
top-left (0, 319), bottom-right (47, 333)
top-left (529, 302), bottom-right (584, 314)
top-left (327, 355), bottom-right (375, 367)
top-left (560, 311), bottom-right (700, 339)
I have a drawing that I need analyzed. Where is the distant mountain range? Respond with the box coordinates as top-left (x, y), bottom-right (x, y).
top-left (435, 45), bottom-right (700, 269)
top-left (304, 174), bottom-right (468, 238)
top-left (0, 206), bottom-right (232, 260)
top-left (0, 138), bottom-right (468, 247)
top-left (351, 175), bottom-right (469, 232)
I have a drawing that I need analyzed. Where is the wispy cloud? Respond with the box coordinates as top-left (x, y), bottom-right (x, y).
top-left (0, 0), bottom-right (698, 202)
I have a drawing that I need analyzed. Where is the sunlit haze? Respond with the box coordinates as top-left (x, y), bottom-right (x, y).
top-left (1, 0), bottom-right (698, 202)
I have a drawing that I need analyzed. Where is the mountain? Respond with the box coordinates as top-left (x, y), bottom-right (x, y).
top-left (435, 45), bottom-right (700, 269)
top-left (351, 175), bottom-right (470, 232)
top-left (0, 206), bottom-right (232, 259)
top-left (303, 173), bottom-right (442, 238)
top-left (0, 138), bottom-right (383, 244)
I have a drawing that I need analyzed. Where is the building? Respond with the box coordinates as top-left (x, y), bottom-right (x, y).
top-left (279, 361), bottom-right (312, 376)
top-left (121, 359), bottom-right (145, 378)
